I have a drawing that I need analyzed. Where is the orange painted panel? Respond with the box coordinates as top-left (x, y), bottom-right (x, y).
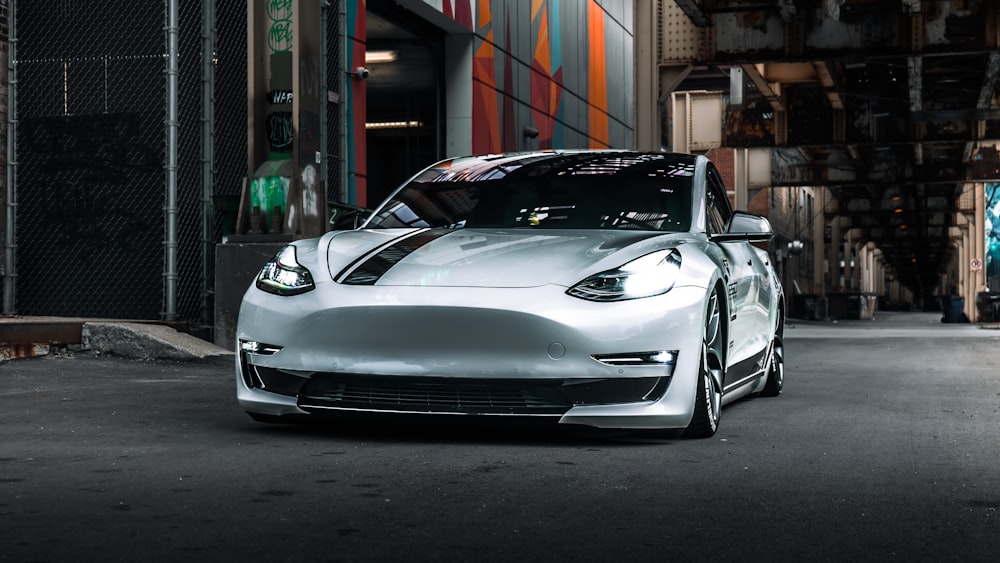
top-left (587, 0), bottom-right (608, 148)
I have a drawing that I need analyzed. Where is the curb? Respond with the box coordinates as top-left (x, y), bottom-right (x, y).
top-left (83, 322), bottom-right (233, 361)
top-left (1, 321), bottom-right (233, 362)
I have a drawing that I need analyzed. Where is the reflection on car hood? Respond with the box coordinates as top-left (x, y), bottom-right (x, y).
top-left (327, 228), bottom-right (675, 288)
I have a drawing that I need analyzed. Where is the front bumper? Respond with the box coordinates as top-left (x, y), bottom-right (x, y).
top-left (236, 282), bottom-right (708, 430)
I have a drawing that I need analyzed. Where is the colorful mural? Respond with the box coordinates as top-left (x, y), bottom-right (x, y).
top-left (529, 0), bottom-right (563, 149)
top-left (455, 0), bottom-right (629, 153)
top-left (471, 0), bottom-right (501, 153)
top-left (987, 183), bottom-right (1000, 288)
top-left (586, 0), bottom-right (609, 149)
top-left (347, 0), bottom-right (633, 200)
top-left (441, 0), bottom-right (474, 30)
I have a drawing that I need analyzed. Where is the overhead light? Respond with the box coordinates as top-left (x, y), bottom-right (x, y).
top-left (365, 120), bottom-right (423, 130)
top-left (365, 50), bottom-right (397, 64)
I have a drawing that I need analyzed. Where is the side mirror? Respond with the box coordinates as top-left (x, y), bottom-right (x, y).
top-left (329, 202), bottom-right (371, 230)
top-left (712, 211), bottom-right (773, 243)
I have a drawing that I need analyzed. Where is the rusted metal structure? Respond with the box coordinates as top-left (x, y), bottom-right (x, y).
top-left (637, 0), bottom-right (1000, 313)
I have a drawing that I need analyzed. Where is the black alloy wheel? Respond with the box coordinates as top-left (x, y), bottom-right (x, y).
top-left (684, 290), bottom-right (724, 438)
top-left (761, 326), bottom-right (784, 397)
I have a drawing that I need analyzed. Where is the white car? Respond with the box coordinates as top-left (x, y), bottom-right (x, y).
top-left (236, 150), bottom-right (785, 438)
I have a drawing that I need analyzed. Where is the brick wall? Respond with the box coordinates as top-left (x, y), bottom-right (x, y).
top-left (706, 147), bottom-right (735, 198)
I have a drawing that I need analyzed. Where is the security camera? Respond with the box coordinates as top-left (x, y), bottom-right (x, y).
top-left (353, 67), bottom-right (370, 80)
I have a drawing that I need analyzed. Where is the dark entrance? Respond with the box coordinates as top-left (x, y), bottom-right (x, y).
top-left (364, 2), bottom-right (444, 207)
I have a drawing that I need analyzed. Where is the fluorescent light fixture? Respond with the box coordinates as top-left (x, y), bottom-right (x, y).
top-left (365, 120), bottom-right (423, 130)
top-left (365, 50), bottom-right (398, 64)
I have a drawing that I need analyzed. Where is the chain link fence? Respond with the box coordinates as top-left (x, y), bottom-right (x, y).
top-left (10, 0), bottom-right (343, 323)
top-left (325, 2), bottom-right (343, 205)
top-left (215, 0), bottom-right (248, 237)
top-left (16, 1), bottom-right (165, 318)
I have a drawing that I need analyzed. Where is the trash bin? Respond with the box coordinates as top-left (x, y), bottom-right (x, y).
top-left (826, 293), bottom-right (847, 319)
top-left (847, 293), bottom-right (878, 320)
top-left (827, 293), bottom-right (878, 319)
top-left (940, 295), bottom-right (967, 323)
top-left (975, 292), bottom-right (1000, 322)
top-left (790, 294), bottom-right (819, 320)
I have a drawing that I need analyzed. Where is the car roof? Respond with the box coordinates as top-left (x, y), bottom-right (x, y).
top-left (413, 150), bottom-right (702, 185)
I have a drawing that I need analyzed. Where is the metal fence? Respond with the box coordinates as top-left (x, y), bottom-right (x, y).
top-left (6, 0), bottom-right (343, 326)
top-left (325, 0), bottom-right (344, 205)
top-left (15, 1), bottom-right (166, 319)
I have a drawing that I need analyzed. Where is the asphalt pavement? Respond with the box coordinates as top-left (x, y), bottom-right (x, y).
top-left (1, 311), bottom-right (999, 562)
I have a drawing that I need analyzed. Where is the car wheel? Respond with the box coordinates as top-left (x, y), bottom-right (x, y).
top-left (761, 330), bottom-right (784, 397)
top-left (684, 291), bottom-right (724, 438)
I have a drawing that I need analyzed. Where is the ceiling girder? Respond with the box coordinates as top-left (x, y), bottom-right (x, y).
top-left (671, 0), bottom-right (1000, 293)
top-left (674, 0), bottom-right (711, 27)
top-left (977, 52), bottom-right (1000, 109)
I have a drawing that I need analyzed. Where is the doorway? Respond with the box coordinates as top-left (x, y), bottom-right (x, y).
top-left (364, 3), bottom-right (444, 206)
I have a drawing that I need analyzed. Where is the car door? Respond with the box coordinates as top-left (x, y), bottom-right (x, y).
top-left (704, 167), bottom-right (759, 381)
top-left (728, 210), bottom-right (778, 360)
top-left (749, 243), bottom-right (775, 353)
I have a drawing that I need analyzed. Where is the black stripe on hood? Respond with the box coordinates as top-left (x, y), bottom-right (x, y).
top-left (336, 229), bottom-right (454, 285)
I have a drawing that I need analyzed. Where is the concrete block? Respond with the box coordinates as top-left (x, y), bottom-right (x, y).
top-left (83, 322), bottom-right (233, 361)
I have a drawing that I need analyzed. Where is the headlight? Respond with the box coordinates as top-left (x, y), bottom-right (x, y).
top-left (567, 249), bottom-right (681, 301)
top-left (256, 245), bottom-right (315, 296)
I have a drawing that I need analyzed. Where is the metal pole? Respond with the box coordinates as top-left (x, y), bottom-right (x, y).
top-left (164, 0), bottom-right (179, 321)
top-left (201, 0), bottom-right (216, 329)
top-left (320, 1), bottom-right (328, 202)
top-left (340, 0), bottom-right (348, 202)
top-left (4, 0), bottom-right (19, 316)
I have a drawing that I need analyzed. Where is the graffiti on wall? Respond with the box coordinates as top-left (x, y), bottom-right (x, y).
top-left (266, 111), bottom-right (293, 151)
top-left (266, 0), bottom-right (294, 156)
top-left (266, 0), bottom-right (293, 52)
top-left (21, 113), bottom-right (160, 262)
top-left (466, 0), bottom-right (627, 153)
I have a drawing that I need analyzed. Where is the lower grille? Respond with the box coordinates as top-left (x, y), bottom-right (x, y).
top-left (240, 355), bottom-right (310, 397)
top-left (299, 374), bottom-right (573, 415)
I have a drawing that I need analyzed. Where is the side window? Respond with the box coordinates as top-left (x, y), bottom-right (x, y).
top-left (705, 166), bottom-right (733, 234)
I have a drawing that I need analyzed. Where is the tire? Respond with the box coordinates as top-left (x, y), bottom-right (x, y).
top-left (761, 331), bottom-right (784, 397)
top-left (684, 291), bottom-right (724, 439)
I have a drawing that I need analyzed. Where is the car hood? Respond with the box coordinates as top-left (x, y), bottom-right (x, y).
top-left (326, 228), bottom-right (681, 288)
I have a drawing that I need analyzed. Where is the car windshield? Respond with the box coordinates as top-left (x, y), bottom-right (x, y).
top-left (366, 153), bottom-right (694, 232)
